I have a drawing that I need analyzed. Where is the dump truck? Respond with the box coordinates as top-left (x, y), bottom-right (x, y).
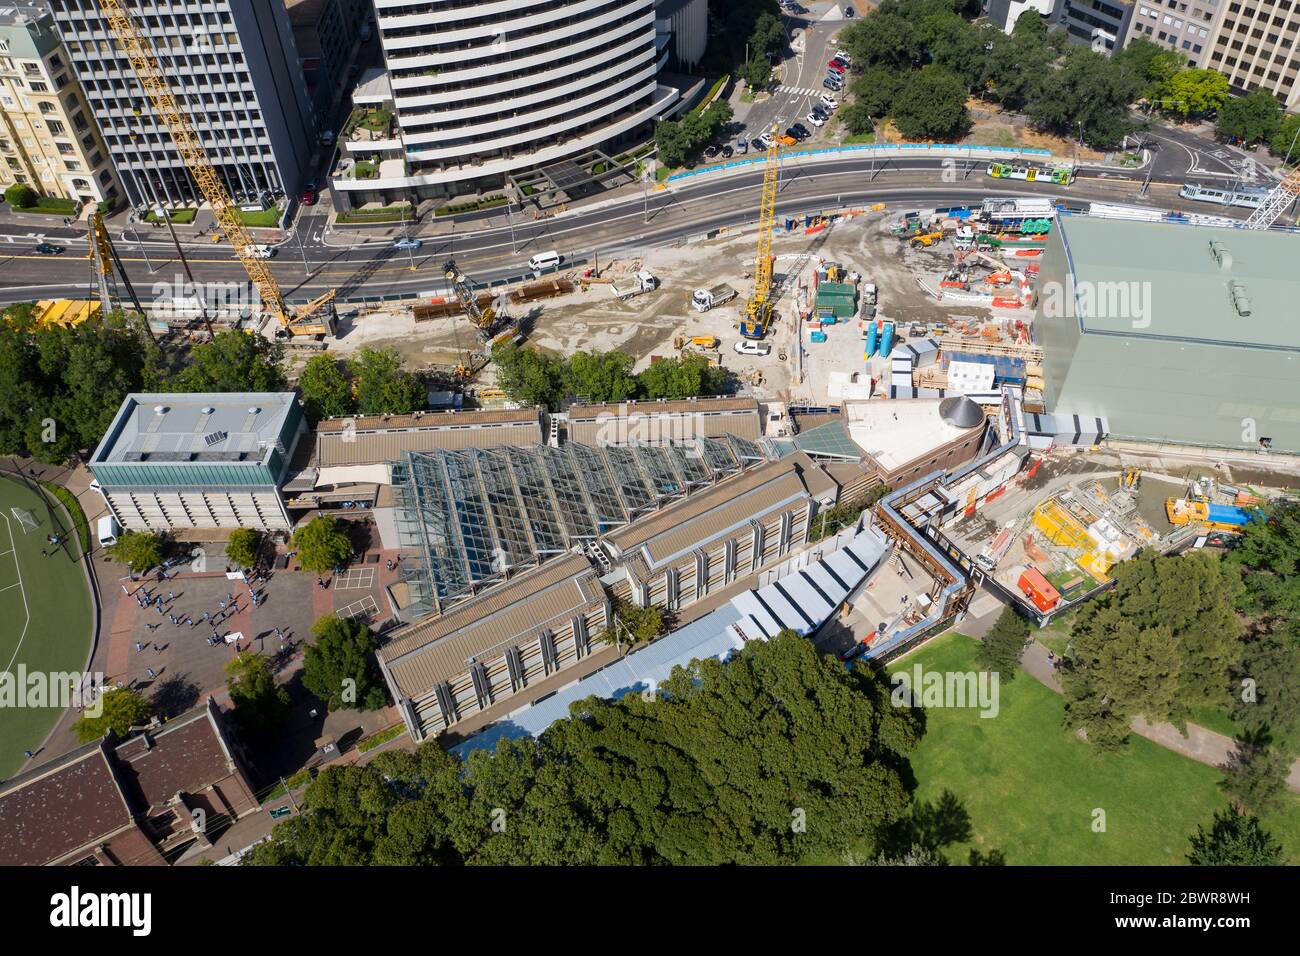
top-left (609, 269), bottom-right (657, 301)
top-left (975, 522), bottom-right (1015, 571)
top-left (908, 231), bottom-right (944, 248)
top-left (1018, 567), bottom-right (1060, 613)
top-left (692, 283), bottom-right (738, 313)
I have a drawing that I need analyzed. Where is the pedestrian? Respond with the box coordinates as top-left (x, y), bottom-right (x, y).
top-left (211, 629), bottom-right (219, 642)
top-left (167, 591), bottom-right (174, 602)
top-left (155, 643), bottom-right (163, 654)
top-left (156, 604), bottom-right (163, 615)
top-left (226, 591), bottom-right (232, 603)
top-left (386, 559), bottom-right (394, 571)
top-left (40, 549), bottom-right (47, 557)
top-left (146, 667), bottom-right (156, 679)
top-left (23, 750), bottom-right (33, 759)
top-left (201, 612), bottom-right (209, 623)
top-left (186, 616), bottom-right (194, 627)
top-left (219, 600), bottom-right (226, 611)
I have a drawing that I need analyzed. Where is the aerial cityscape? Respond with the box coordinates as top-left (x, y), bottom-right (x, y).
top-left (0, 0), bottom-right (1298, 907)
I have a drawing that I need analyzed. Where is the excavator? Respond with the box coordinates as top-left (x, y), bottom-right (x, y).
top-left (98, 0), bottom-right (337, 338)
top-left (443, 258), bottom-right (517, 380)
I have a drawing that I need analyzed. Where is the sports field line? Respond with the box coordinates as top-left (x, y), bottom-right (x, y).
top-left (0, 512), bottom-right (32, 675)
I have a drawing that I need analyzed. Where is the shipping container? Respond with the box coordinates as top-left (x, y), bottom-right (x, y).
top-left (1018, 567), bottom-right (1060, 612)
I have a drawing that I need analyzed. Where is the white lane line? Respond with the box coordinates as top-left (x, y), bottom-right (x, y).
top-left (0, 512), bottom-right (32, 675)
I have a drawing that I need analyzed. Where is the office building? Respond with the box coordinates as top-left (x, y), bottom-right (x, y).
top-left (0, 4), bottom-right (119, 205)
top-left (49, 0), bottom-right (316, 209)
top-left (1124, 0), bottom-right (1219, 66)
top-left (1204, 0), bottom-right (1300, 109)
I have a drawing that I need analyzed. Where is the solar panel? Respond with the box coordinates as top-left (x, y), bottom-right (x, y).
top-left (203, 430), bottom-right (228, 447)
top-left (602, 444), bottom-right (656, 517)
top-left (633, 443), bottom-right (683, 499)
top-left (565, 442), bottom-right (627, 531)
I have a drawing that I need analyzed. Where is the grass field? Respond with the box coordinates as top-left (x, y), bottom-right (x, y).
top-left (884, 633), bottom-right (1300, 865)
top-left (0, 475), bottom-right (94, 781)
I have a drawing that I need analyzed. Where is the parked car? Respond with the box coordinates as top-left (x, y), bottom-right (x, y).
top-left (34, 243), bottom-right (64, 255)
top-left (820, 93), bottom-right (838, 109)
top-left (836, 50), bottom-right (852, 63)
top-left (704, 144), bottom-right (720, 159)
top-left (721, 145), bottom-right (734, 159)
top-left (735, 138), bottom-right (749, 155)
top-left (827, 59), bottom-right (845, 72)
top-left (751, 137), bottom-right (766, 152)
top-left (757, 132), bottom-right (774, 149)
top-left (791, 122), bottom-right (810, 138)
top-left (785, 126), bottom-right (804, 142)
top-left (393, 237), bottom-right (422, 251)
top-left (300, 189), bottom-right (317, 205)
top-left (806, 112), bottom-right (826, 128)
top-left (734, 340), bottom-right (772, 356)
top-left (823, 78), bottom-right (842, 91)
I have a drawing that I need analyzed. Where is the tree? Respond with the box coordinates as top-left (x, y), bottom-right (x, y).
top-left (1114, 36), bottom-right (1183, 100)
top-left (292, 515), bottom-right (353, 575)
top-left (1187, 807), bottom-right (1285, 865)
top-left (108, 531), bottom-right (164, 573)
top-left (850, 66), bottom-right (904, 119)
top-left (1271, 112), bottom-right (1300, 163)
top-left (4, 183), bottom-right (36, 209)
top-left (491, 342), bottom-right (568, 410)
top-left (72, 687), bottom-right (152, 743)
top-left (1156, 68), bottom-right (1229, 118)
top-left (297, 354), bottom-right (355, 423)
top-left (302, 615), bottom-right (389, 711)
top-left (601, 600), bottom-right (665, 653)
top-left (1026, 46), bottom-right (1141, 149)
top-left (891, 66), bottom-right (969, 141)
top-left (975, 606), bottom-right (1031, 681)
top-left (566, 349), bottom-right (637, 404)
top-left (225, 651), bottom-right (291, 738)
top-left (654, 120), bottom-right (692, 168)
top-left (1229, 632), bottom-right (1300, 741)
top-left (747, 10), bottom-right (785, 61)
top-left (225, 528), bottom-right (261, 569)
top-left (636, 352), bottom-right (726, 400)
top-left (175, 329), bottom-right (287, 393)
top-left (1227, 498), bottom-right (1300, 619)
top-left (739, 57), bottom-right (773, 91)
top-left (1215, 88), bottom-right (1284, 146)
top-left (349, 347), bottom-right (424, 416)
top-left (919, 12), bottom-right (988, 90)
top-left (1220, 730), bottom-right (1289, 816)
top-left (983, 25), bottom-right (1055, 112)
top-left (841, 10), bottom-right (922, 70)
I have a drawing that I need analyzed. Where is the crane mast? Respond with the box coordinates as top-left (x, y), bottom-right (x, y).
top-left (739, 129), bottom-right (780, 339)
top-left (1242, 167), bottom-right (1300, 230)
top-left (97, 0), bottom-right (336, 337)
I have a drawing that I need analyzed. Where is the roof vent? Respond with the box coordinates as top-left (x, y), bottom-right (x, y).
top-left (1229, 281), bottom-right (1252, 317)
top-left (1209, 239), bottom-right (1232, 272)
top-left (153, 405), bottom-right (168, 415)
top-left (248, 406), bottom-right (261, 415)
top-left (201, 406), bottom-right (215, 415)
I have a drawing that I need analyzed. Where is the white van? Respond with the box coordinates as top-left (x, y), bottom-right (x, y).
top-left (527, 250), bottom-right (561, 273)
top-left (97, 515), bottom-right (120, 548)
top-left (247, 244), bottom-right (276, 259)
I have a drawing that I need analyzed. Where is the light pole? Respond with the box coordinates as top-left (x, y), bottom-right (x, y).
top-left (505, 198), bottom-right (517, 254)
top-left (131, 227), bottom-right (154, 274)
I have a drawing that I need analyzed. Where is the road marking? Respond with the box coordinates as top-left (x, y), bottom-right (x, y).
top-left (0, 512), bottom-right (32, 676)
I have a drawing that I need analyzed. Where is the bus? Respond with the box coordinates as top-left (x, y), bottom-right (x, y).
top-left (1178, 182), bottom-right (1270, 209)
top-left (987, 163), bottom-right (1077, 185)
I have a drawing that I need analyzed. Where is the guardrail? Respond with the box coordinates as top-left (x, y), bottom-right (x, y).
top-left (666, 143), bottom-right (1054, 185)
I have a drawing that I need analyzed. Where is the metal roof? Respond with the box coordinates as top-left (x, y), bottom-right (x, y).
top-left (792, 418), bottom-right (863, 461)
top-left (91, 393), bottom-right (296, 466)
top-left (1039, 217), bottom-right (1300, 453)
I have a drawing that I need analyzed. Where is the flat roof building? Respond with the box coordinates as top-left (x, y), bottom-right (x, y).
top-left (89, 393), bottom-right (307, 533)
top-left (566, 396), bottom-right (762, 445)
top-left (1035, 216), bottom-right (1300, 454)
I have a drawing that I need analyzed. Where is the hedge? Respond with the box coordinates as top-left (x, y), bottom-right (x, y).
top-left (336, 203), bottom-right (413, 224)
top-left (432, 195), bottom-right (506, 217)
top-left (357, 723), bottom-right (407, 754)
top-left (39, 481), bottom-right (89, 555)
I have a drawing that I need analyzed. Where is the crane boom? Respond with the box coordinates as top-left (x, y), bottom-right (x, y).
top-left (739, 130), bottom-right (780, 339)
top-left (97, 0), bottom-right (335, 336)
top-left (1242, 167), bottom-right (1300, 230)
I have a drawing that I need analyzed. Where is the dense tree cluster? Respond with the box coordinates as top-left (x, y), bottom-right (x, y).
top-left (302, 615), bottom-right (389, 713)
top-left (295, 347), bottom-right (425, 423)
top-left (655, 99), bottom-right (735, 169)
top-left (247, 632), bottom-right (921, 865)
top-left (975, 607), bottom-right (1032, 683)
top-left (491, 343), bottom-right (728, 411)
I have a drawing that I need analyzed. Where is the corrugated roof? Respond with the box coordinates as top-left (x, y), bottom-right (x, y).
top-left (317, 418), bottom-right (542, 466)
top-left (379, 553), bottom-right (604, 698)
top-left (567, 397), bottom-right (759, 419)
top-left (316, 408), bottom-right (541, 433)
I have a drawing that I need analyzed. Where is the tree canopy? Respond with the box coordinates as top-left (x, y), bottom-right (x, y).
top-left (225, 651), bottom-right (291, 739)
top-left (351, 346), bottom-right (425, 416)
top-left (108, 531), bottom-right (164, 573)
top-left (73, 687), bottom-right (152, 743)
top-left (247, 631), bottom-right (921, 866)
top-left (1215, 88), bottom-right (1284, 146)
top-left (291, 515), bottom-right (353, 575)
top-left (296, 354), bottom-right (355, 423)
top-left (975, 606), bottom-right (1032, 682)
top-left (302, 615), bottom-right (389, 712)
top-left (175, 329), bottom-right (287, 393)
top-left (225, 528), bottom-right (261, 569)
top-left (1187, 807), bottom-right (1286, 865)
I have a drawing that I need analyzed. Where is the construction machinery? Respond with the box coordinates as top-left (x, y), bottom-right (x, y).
top-left (443, 258), bottom-right (512, 342)
top-left (908, 231), bottom-right (944, 249)
top-left (1243, 166), bottom-right (1300, 230)
top-left (98, 0), bottom-right (336, 338)
top-left (1166, 497), bottom-right (1256, 533)
top-left (87, 212), bottom-right (151, 335)
top-left (739, 128), bottom-right (780, 339)
top-left (1122, 467), bottom-right (1141, 491)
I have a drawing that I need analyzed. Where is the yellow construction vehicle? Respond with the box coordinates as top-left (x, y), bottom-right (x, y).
top-left (1122, 467), bottom-right (1141, 491)
top-left (739, 128), bottom-right (780, 340)
top-left (909, 231), bottom-right (944, 249)
top-left (98, 0), bottom-right (336, 338)
top-left (674, 334), bottom-right (719, 350)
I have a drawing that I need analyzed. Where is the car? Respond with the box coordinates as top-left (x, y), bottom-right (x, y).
top-left (792, 122), bottom-right (810, 137)
top-left (806, 112), bottom-right (825, 128)
top-left (300, 189), bottom-right (317, 205)
top-left (827, 60), bottom-right (845, 72)
top-left (704, 144), bottom-right (720, 159)
top-left (823, 78), bottom-right (842, 91)
top-left (735, 139), bottom-right (749, 154)
top-left (721, 145), bottom-right (734, 159)
top-left (751, 137), bottom-right (766, 152)
top-left (392, 237), bottom-right (422, 251)
top-left (734, 340), bottom-right (772, 356)
top-left (757, 133), bottom-right (774, 149)
top-left (825, 73), bottom-right (843, 87)
top-left (844, 4), bottom-right (855, 16)
top-left (836, 50), bottom-right (852, 63)
top-left (319, 130), bottom-right (335, 147)
top-left (820, 93), bottom-right (838, 109)
top-left (785, 127), bottom-right (803, 142)
top-left (812, 105), bottom-right (830, 118)
top-left (34, 242), bottom-right (64, 255)
top-left (831, 56), bottom-right (848, 70)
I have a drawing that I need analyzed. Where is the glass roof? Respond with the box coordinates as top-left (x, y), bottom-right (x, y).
top-left (635, 443), bottom-right (685, 499)
top-left (602, 444), bottom-right (656, 517)
top-left (792, 418), bottom-right (862, 461)
top-left (565, 442), bottom-right (627, 531)
top-left (504, 446), bottom-right (570, 554)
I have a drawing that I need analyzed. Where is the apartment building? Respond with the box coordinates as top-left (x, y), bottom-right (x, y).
top-left (288, 0), bottom-right (369, 122)
top-left (1204, 0), bottom-right (1300, 109)
top-left (49, 0), bottom-right (316, 210)
top-left (1057, 0), bottom-right (1136, 50)
top-left (0, 4), bottom-right (119, 206)
top-left (1124, 0), bottom-right (1218, 65)
top-left (333, 0), bottom-right (678, 206)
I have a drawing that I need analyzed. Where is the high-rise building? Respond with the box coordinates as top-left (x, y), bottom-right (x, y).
top-left (1056, 0), bottom-right (1136, 51)
top-left (1204, 0), bottom-right (1300, 110)
top-left (49, 0), bottom-right (317, 210)
top-left (287, 0), bottom-right (369, 122)
top-left (0, 4), bottom-right (119, 206)
top-left (332, 0), bottom-right (679, 207)
top-left (1122, 0), bottom-right (1219, 67)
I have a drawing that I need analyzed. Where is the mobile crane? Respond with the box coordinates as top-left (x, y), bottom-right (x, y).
top-left (98, 0), bottom-right (337, 338)
top-left (738, 128), bottom-right (780, 340)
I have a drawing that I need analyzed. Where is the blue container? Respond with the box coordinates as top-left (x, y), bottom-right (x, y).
top-left (810, 331), bottom-right (827, 343)
top-left (865, 323), bottom-right (878, 357)
top-left (880, 322), bottom-right (895, 357)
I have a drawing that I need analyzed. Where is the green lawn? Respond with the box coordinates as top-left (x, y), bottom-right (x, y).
top-left (844, 132), bottom-right (875, 145)
top-left (237, 207), bottom-right (282, 227)
top-left (884, 632), bottom-right (1300, 865)
top-left (0, 476), bottom-right (95, 780)
top-left (145, 208), bottom-right (196, 224)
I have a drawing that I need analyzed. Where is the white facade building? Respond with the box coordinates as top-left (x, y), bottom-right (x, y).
top-left (335, 0), bottom-right (678, 205)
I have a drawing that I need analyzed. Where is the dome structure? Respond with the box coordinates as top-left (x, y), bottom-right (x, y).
top-left (939, 396), bottom-right (984, 429)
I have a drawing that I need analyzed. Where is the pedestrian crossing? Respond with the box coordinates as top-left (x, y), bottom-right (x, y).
top-left (778, 85), bottom-right (825, 98)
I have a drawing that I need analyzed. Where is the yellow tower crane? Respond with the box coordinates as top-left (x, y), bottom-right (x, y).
top-left (97, 0), bottom-right (337, 338)
top-left (739, 128), bottom-right (780, 340)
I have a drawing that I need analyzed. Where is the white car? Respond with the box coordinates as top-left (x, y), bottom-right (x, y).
top-left (806, 112), bottom-right (826, 128)
top-left (734, 340), bottom-right (772, 356)
top-left (758, 133), bottom-right (774, 149)
top-left (819, 93), bottom-right (838, 109)
top-left (836, 50), bottom-right (852, 64)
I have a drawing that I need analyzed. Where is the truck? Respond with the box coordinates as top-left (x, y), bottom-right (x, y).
top-left (1018, 567), bottom-right (1060, 613)
top-left (975, 522), bottom-right (1015, 571)
top-left (609, 270), bottom-right (657, 300)
top-left (861, 282), bottom-right (878, 306)
top-left (691, 283), bottom-right (737, 313)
